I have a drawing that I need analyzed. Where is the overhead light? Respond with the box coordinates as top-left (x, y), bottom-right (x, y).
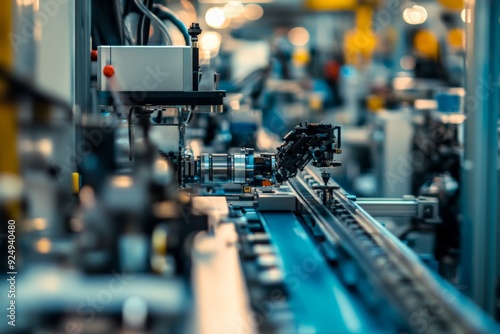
top-left (403, 5), bottom-right (428, 25)
top-left (205, 7), bottom-right (227, 29)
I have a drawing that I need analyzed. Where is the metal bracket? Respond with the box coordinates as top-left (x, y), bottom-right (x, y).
top-left (355, 195), bottom-right (441, 224)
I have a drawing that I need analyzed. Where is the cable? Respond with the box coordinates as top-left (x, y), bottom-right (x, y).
top-left (182, 109), bottom-right (193, 126)
top-left (136, 0), bottom-right (149, 45)
top-left (143, 0), bottom-right (153, 44)
top-left (153, 4), bottom-right (191, 46)
top-left (124, 21), bottom-right (136, 45)
top-left (91, 0), bottom-right (124, 48)
top-left (133, 0), bottom-right (172, 45)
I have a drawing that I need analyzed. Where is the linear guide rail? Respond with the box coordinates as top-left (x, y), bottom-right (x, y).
top-left (288, 167), bottom-right (499, 334)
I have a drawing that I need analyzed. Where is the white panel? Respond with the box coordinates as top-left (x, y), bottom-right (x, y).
top-left (98, 46), bottom-right (192, 92)
top-left (35, 0), bottom-right (74, 103)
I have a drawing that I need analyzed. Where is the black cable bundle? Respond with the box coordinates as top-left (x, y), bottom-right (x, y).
top-left (91, 0), bottom-right (124, 48)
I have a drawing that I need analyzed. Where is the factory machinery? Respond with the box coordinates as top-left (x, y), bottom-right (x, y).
top-left (0, 1), bottom-right (499, 334)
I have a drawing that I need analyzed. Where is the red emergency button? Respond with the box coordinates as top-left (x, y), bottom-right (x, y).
top-left (103, 65), bottom-right (115, 78)
top-left (91, 50), bottom-right (98, 61)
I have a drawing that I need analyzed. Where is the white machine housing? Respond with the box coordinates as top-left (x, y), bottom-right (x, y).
top-left (98, 46), bottom-right (193, 92)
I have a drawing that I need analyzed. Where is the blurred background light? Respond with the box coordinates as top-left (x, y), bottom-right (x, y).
top-left (403, 5), bottom-right (428, 25)
top-left (223, 1), bottom-right (245, 19)
top-left (199, 0), bottom-right (272, 3)
top-left (112, 175), bottom-right (134, 188)
top-left (205, 7), bottom-right (227, 29)
top-left (400, 55), bottom-right (416, 70)
top-left (16, 0), bottom-right (35, 6)
top-left (32, 218), bottom-right (47, 231)
top-left (288, 27), bottom-right (310, 46)
top-left (36, 237), bottom-right (52, 254)
top-left (461, 8), bottom-right (470, 23)
top-left (123, 296), bottom-right (148, 329)
top-left (200, 31), bottom-right (222, 56)
top-left (243, 4), bottom-right (264, 21)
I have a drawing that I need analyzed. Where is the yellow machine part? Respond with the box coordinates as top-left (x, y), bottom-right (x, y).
top-left (305, 0), bottom-right (357, 11)
top-left (72, 172), bottom-right (81, 194)
top-left (292, 47), bottom-right (311, 66)
top-left (0, 0), bottom-right (18, 174)
top-left (367, 94), bottom-right (385, 112)
top-left (344, 6), bottom-right (377, 67)
top-left (447, 28), bottom-right (465, 49)
top-left (414, 30), bottom-right (439, 61)
top-left (0, 0), bottom-right (21, 218)
top-left (438, 0), bottom-right (464, 11)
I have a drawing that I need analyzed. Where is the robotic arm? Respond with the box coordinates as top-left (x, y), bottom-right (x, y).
top-left (275, 122), bottom-right (342, 184)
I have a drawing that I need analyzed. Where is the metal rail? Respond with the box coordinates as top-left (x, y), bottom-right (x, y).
top-left (288, 167), bottom-right (499, 334)
top-left (355, 196), bottom-right (440, 224)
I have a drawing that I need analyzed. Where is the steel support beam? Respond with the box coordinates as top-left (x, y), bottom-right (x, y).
top-left (461, 0), bottom-right (500, 316)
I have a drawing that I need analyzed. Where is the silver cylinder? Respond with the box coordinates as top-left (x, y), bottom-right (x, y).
top-left (200, 154), bottom-right (210, 183)
top-left (233, 154), bottom-right (246, 184)
top-left (192, 152), bottom-right (275, 185)
top-left (212, 154), bottom-right (229, 183)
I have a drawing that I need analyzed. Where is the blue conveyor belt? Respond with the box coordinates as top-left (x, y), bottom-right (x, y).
top-left (261, 212), bottom-right (387, 333)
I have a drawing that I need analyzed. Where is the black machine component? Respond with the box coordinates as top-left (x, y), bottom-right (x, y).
top-left (188, 22), bottom-right (202, 91)
top-left (275, 122), bottom-right (342, 184)
top-left (411, 111), bottom-right (461, 278)
top-left (98, 91), bottom-right (226, 107)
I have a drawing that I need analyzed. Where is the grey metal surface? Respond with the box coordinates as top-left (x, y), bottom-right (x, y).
top-left (372, 110), bottom-right (414, 197)
top-left (461, 0), bottom-right (500, 315)
top-left (150, 125), bottom-right (180, 154)
top-left (257, 192), bottom-right (297, 211)
top-left (98, 46), bottom-right (192, 92)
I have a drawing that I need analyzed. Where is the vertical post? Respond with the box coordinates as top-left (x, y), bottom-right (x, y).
top-left (75, 0), bottom-right (91, 115)
top-left (461, 0), bottom-right (500, 316)
top-left (74, 0), bottom-right (91, 189)
top-left (188, 23), bottom-right (202, 91)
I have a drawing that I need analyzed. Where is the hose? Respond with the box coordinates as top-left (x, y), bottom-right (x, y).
top-left (133, 0), bottom-right (172, 45)
top-left (153, 3), bottom-right (191, 46)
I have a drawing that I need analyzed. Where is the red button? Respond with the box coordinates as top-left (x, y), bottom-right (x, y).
top-left (103, 65), bottom-right (115, 78)
top-left (91, 50), bottom-right (98, 61)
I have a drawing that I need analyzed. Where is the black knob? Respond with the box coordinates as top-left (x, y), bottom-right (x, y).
top-left (188, 22), bottom-right (202, 39)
